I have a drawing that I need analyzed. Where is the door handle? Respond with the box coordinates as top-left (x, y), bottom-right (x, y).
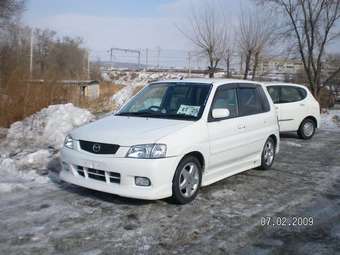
top-left (300, 103), bottom-right (305, 106)
top-left (238, 124), bottom-right (246, 129)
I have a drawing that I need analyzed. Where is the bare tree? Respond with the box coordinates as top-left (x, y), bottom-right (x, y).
top-left (0, 0), bottom-right (25, 29)
top-left (222, 28), bottom-right (235, 78)
top-left (257, 0), bottom-right (340, 99)
top-left (34, 28), bottom-right (56, 77)
top-left (180, 2), bottom-right (229, 78)
top-left (223, 47), bottom-right (233, 78)
top-left (239, 6), bottom-right (276, 80)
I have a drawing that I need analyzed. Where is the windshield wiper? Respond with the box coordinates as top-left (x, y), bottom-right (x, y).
top-left (116, 112), bottom-right (197, 120)
top-left (140, 113), bottom-right (197, 120)
top-left (116, 112), bottom-right (153, 117)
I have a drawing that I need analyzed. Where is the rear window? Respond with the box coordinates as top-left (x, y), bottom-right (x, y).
top-left (267, 85), bottom-right (307, 104)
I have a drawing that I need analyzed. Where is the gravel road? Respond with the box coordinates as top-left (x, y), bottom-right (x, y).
top-left (1, 129), bottom-right (340, 255)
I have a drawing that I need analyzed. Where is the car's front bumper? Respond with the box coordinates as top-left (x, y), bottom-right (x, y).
top-left (60, 147), bottom-right (180, 200)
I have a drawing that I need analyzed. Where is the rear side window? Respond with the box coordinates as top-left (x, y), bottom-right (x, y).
top-left (280, 86), bottom-right (306, 103)
top-left (267, 86), bottom-right (280, 104)
top-left (237, 87), bottom-right (263, 116)
top-left (267, 86), bottom-right (307, 104)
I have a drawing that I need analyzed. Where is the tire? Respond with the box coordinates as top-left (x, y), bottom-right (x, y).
top-left (259, 137), bottom-right (276, 170)
top-left (172, 156), bottom-right (202, 204)
top-left (297, 118), bottom-right (316, 140)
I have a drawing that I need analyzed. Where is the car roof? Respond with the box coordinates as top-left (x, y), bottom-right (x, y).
top-left (262, 82), bottom-right (307, 89)
top-left (151, 78), bottom-right (264, 87)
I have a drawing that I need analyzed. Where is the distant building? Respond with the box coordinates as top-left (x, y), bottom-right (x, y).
top-left (27, 79), bottom-right (100, 100)
top-left (258, 58), bottom-right (304, 76)
top-left (60, 80), bottom-right (100, 100)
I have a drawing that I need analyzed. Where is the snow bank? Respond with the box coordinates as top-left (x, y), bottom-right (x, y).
top-left (0, 104), bottom-right (94, 188)
top-left (4, 103), bottom-right (94, 152)
top-left (321, 110), bottom-right (340, 130)
top-left (109, 70), bottom-right (205, 87)
top-left (111, 85), bottom-right (136, 109)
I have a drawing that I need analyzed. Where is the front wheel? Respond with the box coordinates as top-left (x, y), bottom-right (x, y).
top-left (298, 118), bottom-right (316, 139)
top-left (172, 156), bottom-right (202, 204)
top-left (259, 137), bottom-right (276, 170)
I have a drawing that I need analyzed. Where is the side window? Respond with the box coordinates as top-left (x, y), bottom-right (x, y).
top-left (280, 86), bottom-right (306, 103)
top-left (211, 88), bottom-right (238, 118)
top-left (237, 87), bottom-right (262, 116)
top-left (257, 87), bottom-right (271, 112)
top-left (297, 87), bottom-right (307, 99)
top-left (267, 86), bottom-right (280, 104)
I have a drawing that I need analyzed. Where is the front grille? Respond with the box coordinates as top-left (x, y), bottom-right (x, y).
top-left (76, 166), bottom-right (120, 184)
top-left (79, 140), bottom-right (120, 154)
top-left (88, 168), bottom-right (106, 182)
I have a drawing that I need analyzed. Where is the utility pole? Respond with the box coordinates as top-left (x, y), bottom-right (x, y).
top-left (145, 48), bottom-right (149, 70)
top-left (109, 49), bottom-right (113, 65)
top-left (137, 49), bottom-right (141, 70)
top-left (87, 50), bottom-right (90, 80)
top-left (188, 51), bottom-right (192, 77)
top-left (156, 46), bottom-right (160, 70)
top-left (108, 47), bottom-right (141, 70)
top-left (29, 29), bottom-right (34, 79)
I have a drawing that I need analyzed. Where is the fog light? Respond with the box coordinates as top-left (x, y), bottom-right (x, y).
top-left (135, 177), bottom-right (151, 186)
top-left (62, 161), bottom-right (70, 171)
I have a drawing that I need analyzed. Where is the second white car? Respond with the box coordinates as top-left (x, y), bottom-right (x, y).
top-left (265, 83), bottom-right (320, 139)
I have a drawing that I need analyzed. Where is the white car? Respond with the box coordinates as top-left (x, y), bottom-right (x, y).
top-left (265, 83), bottom-right (320, 139)
top-left (60, 79), bottom-right (280, 204)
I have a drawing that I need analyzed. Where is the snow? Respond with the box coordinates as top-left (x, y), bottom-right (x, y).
top-left (0, 158), bottom-right (16, 173)
top-left (283, 141), bottom-right (302, 147)
top-left (320, 110), bottom-right (340, 131)
top-left (16, 150), bottom-right (51, 170)
top-left (0, 103), bottom-right (94, 190)
top-left (111, 85), bottom-right (136, 109)
top-left (0, 183), bottom-right (27, 193)
top-left (5, 103), bottom-right (94, 151)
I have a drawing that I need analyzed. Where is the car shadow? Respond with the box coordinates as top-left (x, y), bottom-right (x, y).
top-left (280, 132), bottom-right (300, 139)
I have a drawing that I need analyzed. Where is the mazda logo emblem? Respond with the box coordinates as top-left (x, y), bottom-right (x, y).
top-left (92, 143), bottom-right (101, 153)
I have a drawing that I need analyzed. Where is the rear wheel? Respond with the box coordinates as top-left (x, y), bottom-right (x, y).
top-left (298, 118), bottom-right (316, 139)
top-left (259, 137), bottom-right (276, 170)
top-left (172, 156), bottom-right (202, 204)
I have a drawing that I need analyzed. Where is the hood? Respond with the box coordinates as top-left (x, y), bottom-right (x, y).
top-left (70, 115), bottom-right (194, 146)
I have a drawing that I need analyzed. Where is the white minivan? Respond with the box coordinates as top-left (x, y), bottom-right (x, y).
top-left (265, 83), bottom-right (320, 139)
top-left (60, 79), bottom-right (280, 204)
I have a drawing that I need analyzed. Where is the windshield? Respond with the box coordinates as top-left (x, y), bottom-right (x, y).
top-left (116, 83), bottom-right (212, 120)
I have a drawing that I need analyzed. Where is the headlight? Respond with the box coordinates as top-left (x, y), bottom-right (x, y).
top-left (126, 144), bottom-right (167, 159)
top-left (64, 135), bottom-right (74, 149)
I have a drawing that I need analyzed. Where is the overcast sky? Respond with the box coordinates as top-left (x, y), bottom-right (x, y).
top-left (23, 0), bottom-right (243, 55)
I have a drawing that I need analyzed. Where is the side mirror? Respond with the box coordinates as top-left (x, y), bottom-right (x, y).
top-left (212, 108), bottom-right (230, 119)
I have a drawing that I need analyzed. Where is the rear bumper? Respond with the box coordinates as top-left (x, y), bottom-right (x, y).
top-left (60, 147), bottom-right (180, 200)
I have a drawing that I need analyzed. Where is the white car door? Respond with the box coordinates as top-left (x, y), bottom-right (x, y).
top-left (206, 85), bottom-right (248, 183)
top-left (236, 85), bottom-right (271, 162)
top-left (267, 86), bottom-right (307, 132)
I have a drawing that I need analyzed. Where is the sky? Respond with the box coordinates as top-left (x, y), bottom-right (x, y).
top-left (23, 0), bottom-right (242, 61)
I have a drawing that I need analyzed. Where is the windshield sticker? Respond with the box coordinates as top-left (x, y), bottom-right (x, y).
top-left (177, 105), bottom-right (200, 117)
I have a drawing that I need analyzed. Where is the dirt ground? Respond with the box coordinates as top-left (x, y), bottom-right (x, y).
top-left (0, 129), bottom-right (340, 255)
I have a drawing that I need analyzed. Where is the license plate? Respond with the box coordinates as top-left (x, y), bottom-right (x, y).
top-left (81, 159), bottom-right (105, 170)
